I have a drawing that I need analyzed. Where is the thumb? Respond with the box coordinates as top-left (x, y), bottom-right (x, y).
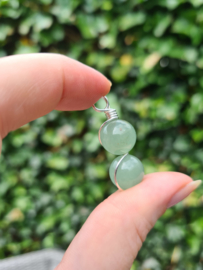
top-left (56, 172), bottom-right (201, 270)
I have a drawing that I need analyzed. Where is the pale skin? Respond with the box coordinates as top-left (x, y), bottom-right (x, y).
top-left (0, 53), bottom-right (201, 270)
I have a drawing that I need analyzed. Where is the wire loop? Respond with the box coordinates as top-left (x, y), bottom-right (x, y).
top-left (93, 96), bottom-right (119, 145)
top-left (92, 96), bottom-right (110, 113)
top-left (92, 96), bottom-right (118, 121)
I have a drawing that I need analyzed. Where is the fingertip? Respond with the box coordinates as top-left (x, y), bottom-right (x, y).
top-left (55, 57), bottom-right (112, 111)
top-left (89, 66), bottom-right (112, 101)
top-left (0, 53), bottom-right (112, 137)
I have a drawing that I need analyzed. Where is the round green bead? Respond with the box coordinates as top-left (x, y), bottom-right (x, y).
top-left (100, 119), bottom-right (136, 155)
top-left (109, 154), bottom-right (144, 190)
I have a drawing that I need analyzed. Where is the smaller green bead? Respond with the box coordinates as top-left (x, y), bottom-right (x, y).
top-left (109, 154), bottom-right (144, 190)
top-left (100, 119), bottom-right (136, 155)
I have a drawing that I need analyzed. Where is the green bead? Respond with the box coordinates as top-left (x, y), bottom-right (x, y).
top-left (100, 119), bottom-right (136, 155)
top-left (109, 154), bottom-right (144, 190)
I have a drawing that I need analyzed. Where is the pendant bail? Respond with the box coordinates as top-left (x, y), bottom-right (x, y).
top-left (92, 96), bottom-right (118, 121)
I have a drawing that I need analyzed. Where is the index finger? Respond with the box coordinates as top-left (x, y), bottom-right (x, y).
top-left (0, 53), bottom-right (111, 139)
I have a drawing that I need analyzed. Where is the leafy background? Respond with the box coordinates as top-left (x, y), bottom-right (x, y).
top-left (1, 0), bottom-right (203, 269)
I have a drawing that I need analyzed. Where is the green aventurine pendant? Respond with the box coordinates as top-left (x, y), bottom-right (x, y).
top-left (92, 96), bottom-right (144, 190)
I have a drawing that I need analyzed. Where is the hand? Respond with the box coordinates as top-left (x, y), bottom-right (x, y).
top-left (0, 53), bottom-right (200, 270)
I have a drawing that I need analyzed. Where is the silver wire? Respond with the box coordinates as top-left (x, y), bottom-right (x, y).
top-left (92, 96), bottom-right (118, 120)
top-left (114, 153), bottom-right (128, 190)
top-left (92, 96), bottom-right (110, 113)
top-left (92, 96), bottom-right (118, 146)
top-left (93, 96), bottom-right (128, 191)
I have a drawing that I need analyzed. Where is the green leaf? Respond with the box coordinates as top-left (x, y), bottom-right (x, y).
top-left (173, 136), bottom-right (191, 152)
top-left (46, 156), bottom-right (69, 170)
top-left (190, 129), bottom-right (203, 142)
top-left (172, 18), bottom-right (202, 44)
top-left (190, 0), bottom-right (203, 7)
top-left (154, 15), bottom-right (172, 37)
top-left (14, 43), bottom-right (40, 54)
top-left (42, 233), bottom-right (54, 248)
top-left (33, 13), bottom-right (53, 32)
top-left (71, 187), bottom-right (85, 202)
top-left (18, 15), bottom-right (35, 35)
top-left (0, 24), bottom-right (13, 41)
top-left (46, 172), bottom-right (71, 192)
top-left (167, 225), bottom-right (185, 242)
top-left (110, 65), bottom-right (130, 82)
top-left (119, 12), bottom-right (146, 31)
top-left (84, 132), bottom-right (100, 152)
top-left (158, 0), bottom-right (184, 10)
top-left (41, 129), bottom-right (63, 147)
top-left (77, 14), bottom-right (108, 38)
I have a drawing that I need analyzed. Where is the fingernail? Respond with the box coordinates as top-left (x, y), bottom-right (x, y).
top-left (108, 80), bottom-right (112, 87)
top-left (167, 180), bottom-right (202, 208)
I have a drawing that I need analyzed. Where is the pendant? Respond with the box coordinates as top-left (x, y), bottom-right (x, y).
top-left (92, 96), bottom-right (144, 190)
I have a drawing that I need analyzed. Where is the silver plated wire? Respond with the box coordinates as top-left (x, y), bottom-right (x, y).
top-left (114, 153), bottom-right (128, 190)
top-left (92, 96), bottom-right (118, 146)
top-left (92, 96), bottom-right (110, 113)
top-left (93, 96), bottom-right (127, 190)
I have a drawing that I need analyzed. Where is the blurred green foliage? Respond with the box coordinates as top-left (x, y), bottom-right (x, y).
top-left (1, 0), bottom-right (203, 269)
